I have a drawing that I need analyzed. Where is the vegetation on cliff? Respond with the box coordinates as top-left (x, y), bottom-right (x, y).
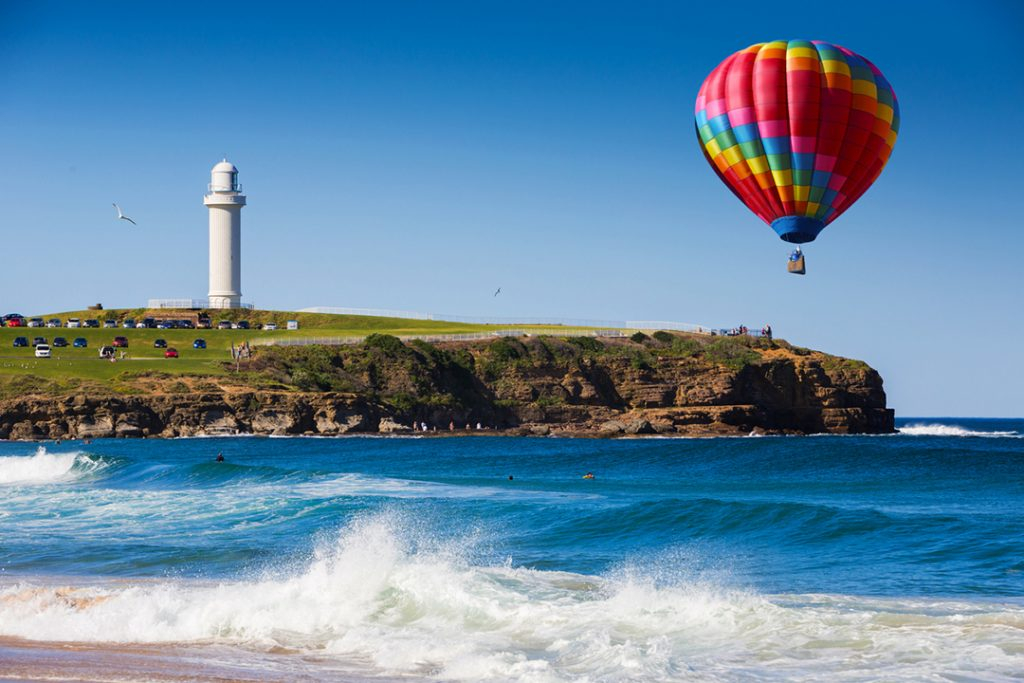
top-left (0, 329), bottom-right (893, 439)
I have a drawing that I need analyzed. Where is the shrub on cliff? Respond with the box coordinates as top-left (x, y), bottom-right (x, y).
top-left (566, 336), bottom-right (604, 353)
top-left (704, 338), bottom-right (760, 371)
top-left (364, 334), bottom-right (406, 355)
top-left (630, 331), bottom-right (649, 344)
top-left (652, 330), bottom-right (674, 344)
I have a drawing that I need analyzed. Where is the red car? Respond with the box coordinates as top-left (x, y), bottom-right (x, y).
top-left (113, 336), bottom-right (129, 347)
top-left (6, 317), bottom-right (24, 327)
top-left (164, 348), bottom-right (179, 358)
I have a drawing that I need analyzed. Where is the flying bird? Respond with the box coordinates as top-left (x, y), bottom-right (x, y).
top-left (112, 203), bottom-right (137, 225)
top-left (493, 287), bottom-right (501, 297)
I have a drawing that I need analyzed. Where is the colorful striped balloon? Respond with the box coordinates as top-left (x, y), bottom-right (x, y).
top-left (695, 40), bottom-right (899, 244)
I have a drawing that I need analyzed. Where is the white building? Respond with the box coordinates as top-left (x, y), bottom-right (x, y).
top-left (205, 159), bottom-right (246, 309)
top-left (148, 160), bottom-right (253, 311)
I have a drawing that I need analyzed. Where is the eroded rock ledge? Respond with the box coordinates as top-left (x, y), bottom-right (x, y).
top-left (0, 332), bottom-right (894, 439)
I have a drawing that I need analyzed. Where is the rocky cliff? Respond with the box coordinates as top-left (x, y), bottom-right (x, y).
top-left (0, 332), bottom-right (894, 439)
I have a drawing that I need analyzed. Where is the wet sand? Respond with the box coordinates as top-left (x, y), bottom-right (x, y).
top-left (0, 637), bottom-right (404, 683)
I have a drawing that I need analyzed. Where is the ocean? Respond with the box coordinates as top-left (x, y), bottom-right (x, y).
top-left (0, 418), bottom-right (1021, 682)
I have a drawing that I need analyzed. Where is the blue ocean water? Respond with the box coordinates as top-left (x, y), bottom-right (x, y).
top-left (1, 418), bottom-right (1022, 681)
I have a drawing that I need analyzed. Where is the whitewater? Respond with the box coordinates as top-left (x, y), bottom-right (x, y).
top-left (0, 418), bottom-right (1022, 682)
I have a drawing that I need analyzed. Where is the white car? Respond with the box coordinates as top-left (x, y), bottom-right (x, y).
top-left (67, 318), bottom-right (81, 328)
top-left (263, 323), bottom-right (277, 331)
top-left (46, 318), bottom-right (62, 328)
top-left (27, 318), bottom-right (44, 328)
top-left (34, 344), bottom-right (51, 358)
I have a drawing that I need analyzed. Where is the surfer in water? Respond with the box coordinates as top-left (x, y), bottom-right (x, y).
top-left (582, 472), bottom-right (595, 479)
top-left (216, 453), bottom-right (224, 462)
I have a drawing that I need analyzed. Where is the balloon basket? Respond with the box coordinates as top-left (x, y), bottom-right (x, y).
top-left (787, 254), bottom-right (806, 275)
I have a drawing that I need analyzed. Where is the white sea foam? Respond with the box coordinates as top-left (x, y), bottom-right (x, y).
top-left (898, 423), bottom-right (1020, 438)
top-left (0, 447), bottom-right (104, 485)
top-left (1, 511), bottom-right (1021, 682)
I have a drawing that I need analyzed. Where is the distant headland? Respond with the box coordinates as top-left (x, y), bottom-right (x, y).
top-left (0, 308), bottom-right (893, 439)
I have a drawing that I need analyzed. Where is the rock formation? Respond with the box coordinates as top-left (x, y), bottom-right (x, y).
top-left (0, 332), bottom-right (894, 439)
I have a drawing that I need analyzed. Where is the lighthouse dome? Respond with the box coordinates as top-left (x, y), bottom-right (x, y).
top-left (210, 159), bottom-right (240, 193)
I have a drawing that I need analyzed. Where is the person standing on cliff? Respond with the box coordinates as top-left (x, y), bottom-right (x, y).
top-left (765, 324), bottom-right (772, 340)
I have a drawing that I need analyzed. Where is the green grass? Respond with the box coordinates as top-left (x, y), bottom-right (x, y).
top-left (0, 308), bottom-right (618, 382)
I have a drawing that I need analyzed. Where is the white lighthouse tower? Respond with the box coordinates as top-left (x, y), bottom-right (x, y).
top-left (205, 159), bottom-right (246, 309)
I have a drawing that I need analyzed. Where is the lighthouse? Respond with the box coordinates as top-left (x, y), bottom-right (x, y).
top-left (205, 159), bottom-right (246, 309)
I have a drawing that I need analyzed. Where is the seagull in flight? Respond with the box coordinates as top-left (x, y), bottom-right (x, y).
top-left (112, 203), bottom-right (137, 225)
top-left (493, 287), bottom-right (501, 297)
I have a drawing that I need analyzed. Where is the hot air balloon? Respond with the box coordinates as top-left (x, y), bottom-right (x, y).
top-left (695, 40), bottom-right (899, 274)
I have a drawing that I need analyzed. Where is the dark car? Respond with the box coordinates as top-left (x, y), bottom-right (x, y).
top-left (192, 338), bottom-right (207, 349)
top-left (84, 319), bottom-right (100, 328)
top-left (217, 320), bottom-right (232, 330)
top-left (112, 336), bottom-right (129, 348)
top-left (103, 319), bottom-right (117, 328)
top-left (141, 318), bottom-right (156, 329)
top-left (73, 337), bottom-right (88, 348)
top-left (52, 337), bottom-right (68, 348)
top-left (154, 338), bottom-right (167, 348)
top-left (13, 336), bottom-right (28, 348)
top-left (164, 347), bottom-right (179, 358)
top-left (178, 320), bottom-right (195, 329)
top-left (32, 337), bottom-right (47, 347)
top-left (235, 320), bottom-right (250, 330)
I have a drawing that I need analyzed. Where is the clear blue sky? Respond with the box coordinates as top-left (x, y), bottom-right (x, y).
top-left (2, 1), bottom-right (1022, 417)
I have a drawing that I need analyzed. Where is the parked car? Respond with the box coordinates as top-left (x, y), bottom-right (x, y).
top-left (112, 336), bottom-right (129, 347)
top-left (27, 318), bottom-right (44, 328)
top-left (235, 320), bottom-right (250, 330)
top-left (32, 337), bottom-right (47, 347)
top-left (103, 319), bottom-right (117, 328)
top-left (153, 338), bottom-right (167, 348)
top-left (122, 319), bottom-right (136, 328)
top-left (263, 322), bottom-right (278, 331)
top-left (13, 336), bottom-right (28, 348)
top-left (193, 338), bottom-right (206, 349)
top-left (66, 318), bottom-right (82, 328)
top-left (99, 346), bottom-right (115, 359)
top-left (84, 319), bottom-right (100, 328)
top-left (73, 337), bottom-right (88, 348)
top-left (52, 337), bottom-right (68, 348)
top-left (156, 321), bottom-right (172, 329)
top-left (197, 317), bottom-right (211, 329)
top-left (141, 318), bottom-right (156, 328)
top-left (178, 320), bottom-right (195, 329)
top-left (2, 313), bottom-right (25, 324)
top-left (6, 317), bottom-right (25, 327)
top-left (164, 348), bottom-right (179, 358)
top-left (217, 320), bottom-right (232, 330)
top-left (47, 318), bottom-right (62, 328)
top-left (34, 344), bottom-right (51, 358)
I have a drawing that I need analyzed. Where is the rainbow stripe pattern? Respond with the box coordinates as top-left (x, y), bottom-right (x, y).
top-left (695, 40), bottom-right (899, 244)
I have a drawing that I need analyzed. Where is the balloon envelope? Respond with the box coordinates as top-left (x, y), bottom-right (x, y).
top-left (695, 40), bottom-right (899, 243)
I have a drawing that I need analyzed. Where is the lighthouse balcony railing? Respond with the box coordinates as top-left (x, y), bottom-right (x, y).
top-left (207, 183), bottom-right (243, 193)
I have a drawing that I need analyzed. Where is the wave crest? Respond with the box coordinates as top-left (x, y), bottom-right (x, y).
top-left (1, 511), bottom-right (1022, 681)
top-left (899, 423), bottom-right (1020, 438)
top-left (0, 447), bottom-right (107, 485)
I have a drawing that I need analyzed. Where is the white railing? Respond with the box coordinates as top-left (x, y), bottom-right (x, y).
top-left (299, 307), bottom-right (716, 331)
top-left (252, 328), bottom-right (626, 348)
top-left (148, 299), bottom-right (255, 310)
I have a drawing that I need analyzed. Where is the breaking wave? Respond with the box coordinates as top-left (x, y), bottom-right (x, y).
top-left (898, 423), bottom-right (1020, 438)
top-left (1, 511), bottom-right (1021, 681)
top-left (0, 447), bottom-right (109, 485)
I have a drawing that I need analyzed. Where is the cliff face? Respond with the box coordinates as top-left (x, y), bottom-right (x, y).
top-left (0, 333), bottom-right (894, 439)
